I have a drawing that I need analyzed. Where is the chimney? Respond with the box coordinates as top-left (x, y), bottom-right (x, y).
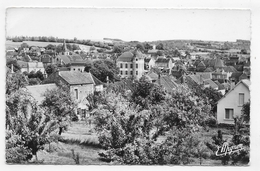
top-left (158, 73), bottom-right (161, 86)
top-left (11, 64), bottom-right (14, 73)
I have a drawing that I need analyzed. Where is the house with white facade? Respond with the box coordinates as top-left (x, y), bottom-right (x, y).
top-left (155, 57), bottom-right (173, 74)
top-left (144, 57), bottom-right (156, 71)
top-left (216, 79), bottom-right (250, 124)
top-left (117, 50), bottom-right (146, 80)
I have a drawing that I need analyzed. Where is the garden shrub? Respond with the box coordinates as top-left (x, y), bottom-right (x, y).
top-left (205, 116), bottom-right (217, 127)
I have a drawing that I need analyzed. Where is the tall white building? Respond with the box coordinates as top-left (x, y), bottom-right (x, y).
top-left (117, 50), bottom-right (146, 80)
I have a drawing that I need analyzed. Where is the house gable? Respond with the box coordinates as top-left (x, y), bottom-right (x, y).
top-left (217, 79), bottom-right (250, 124)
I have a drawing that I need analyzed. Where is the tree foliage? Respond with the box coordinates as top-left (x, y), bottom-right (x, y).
top-left (241, 101), bottom-right (250, 123)
top-left (93, 81), bottom-right (213, 164)
top-left (41, 83), bottom-right (77, 135)
top-left (45, 64), bottom-right (58, 76)
top-left (6, 59), bottom-right (21, 72)
top-left (6, 78), bottom-right (58, 162)
top-left (86, 59), bottom-right (119, 82)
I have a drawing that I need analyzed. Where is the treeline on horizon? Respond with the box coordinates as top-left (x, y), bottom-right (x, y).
top-left (6, 36), bottom-right (114, 49)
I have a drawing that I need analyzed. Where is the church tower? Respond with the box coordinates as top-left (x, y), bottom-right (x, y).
top-left (62, 39), bottom-right (70, 55)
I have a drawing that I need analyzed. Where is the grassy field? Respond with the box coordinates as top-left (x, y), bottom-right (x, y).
top-left (36, 121), bottom-right (107, 165)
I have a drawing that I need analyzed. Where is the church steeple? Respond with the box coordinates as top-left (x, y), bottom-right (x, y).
top-left (62, 39), bottom-right (69, 55)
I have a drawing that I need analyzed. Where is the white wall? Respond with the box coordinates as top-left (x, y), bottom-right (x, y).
top-left (217, 82), bottom-right (250, 124)
top-left (70, 65), bottom-right (85, 72)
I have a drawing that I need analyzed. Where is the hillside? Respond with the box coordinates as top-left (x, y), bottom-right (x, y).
top-left (5, 41), bottom-right (101, 51)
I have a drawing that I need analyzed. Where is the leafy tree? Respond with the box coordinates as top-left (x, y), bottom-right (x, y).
top-left (84, 61), bottom-right (92, 72)
top-left (241, 101), bottom-right (250, 123)
top-left (6, 72), bottom-right (28, 95)
top-left (6, 59), bottom-right (21, 72)
top-left (156, 43), bottom-right (164, 50)
top-left (240, 49), bottom-right (247, 54)
top-left (45, 44), bottom-right (56, 50)
top-left (113, 45), bottom-right (124, 54)
top-left (94, 92), bottom-right (209, 165)
top-left (28, 78), bottom-right (39, 85)
top-left (35, 70), bottom-right (44, 81)
top-left (6, 130), bottom-right (32, 163)
top-left (45, 64), bottom-right (58, 76)
top-left (173, 49), bottom-right (181, 57)
top-left (136, 43), bottom-right (145, 52)
top-left (41, 83), bottom-right (77, 135)
top-left (156, 50), bottom-right (163, 56)
top-left (90, 46), bottom-right (96, 52)
top-left (21, 43), bottom-right (29, 49)
top-left (56, 44), bottom-right (63, 53)
top-left (6, 80), bottom-right (58, 162)
top-left (143, 43), bottom-right (153, 51)
top-left (72, 44), bottom-right (80, 51)
top-left (88, 60), bottom-right (119, 82)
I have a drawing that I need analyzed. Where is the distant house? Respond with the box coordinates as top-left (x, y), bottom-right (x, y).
top-left (92, 74), bottom-right (104, 92)
top-left (54, 54), bottom-right (86, 72)
top-left (185, 73), bottom-right (218, 90)
top-left (155, 57), bottom-right (173, 73)
top-left (40, 54), bottom-right (53, 67)
top-left (212, 69), bottom-right (228, 82)
top-left (147, 46), bottom-right (158, 58)
top-left (117, 50), bottom-right (146, 80)
top-left (28, 62), bottom-right (45, 74)
top-left (144, 57), bottom-right (156, 71)
top-left (43, 71), bottom-right (96, 119)
top-left (217, 79), bottom-right (250, 124)
top-left (17, 60), bottom-right (28, 73)
top-left (229, 72), bottom-right (249, 84)
top-left (225, 56), bottom-right (239, 66)
top-left (16, 60), bottom-right (45, 74)
top-left (195, 72), bottom-right (212, 80)
top-left (144, 72), bottom-right (158, 82)
top-left (204, 67), bottom-right (214, 72)
top-left (196, 61), bottom-right (206, 72)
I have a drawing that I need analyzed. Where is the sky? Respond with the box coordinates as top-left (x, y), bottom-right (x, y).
top-left (6, 8), bottom-right (251, 42)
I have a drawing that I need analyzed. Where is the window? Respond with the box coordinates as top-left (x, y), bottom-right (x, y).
top-left (74, 89), bottom-right (78, 99)
top-left (225, 109), bottom-right (234, 120)
top-left (136, 58), bottom-right (138, 61)
top-left (120, 63), bottom-right (123, 68)
top-left (130, 71), bottom-right (133, 75)
top-left (125, 64), bottom-right (128, 68)
top-left (82, 109), bottom-right (86, 119)
top-left (120, 70), bottom-right (123, 75)
top-left (136, 71), bottom-right (138, 75)
top-left (125, 71), bottom-right (128, 75)
top-left (130, 64), bottom-right (133, 68)
top-left (136, 64), bottom-right (138, 68)
top-left (239, 93), bottom-right (245, 106)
